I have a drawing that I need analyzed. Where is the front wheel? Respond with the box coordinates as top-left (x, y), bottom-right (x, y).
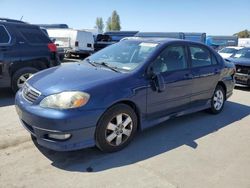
top-left (95, 104), bottom-right (138, 152)
top-left (208, 85), bottom-right (225, 114)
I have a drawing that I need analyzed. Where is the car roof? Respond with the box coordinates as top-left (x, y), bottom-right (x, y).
top-left (223, 46), bottom-right (243, 50)
top-left (0, 20), bottom-right (30, 27)
top-left (122, 37), bottom-right (204, 46)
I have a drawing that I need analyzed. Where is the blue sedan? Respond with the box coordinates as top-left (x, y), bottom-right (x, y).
top-left (15, 38), bottom-right (235, 152)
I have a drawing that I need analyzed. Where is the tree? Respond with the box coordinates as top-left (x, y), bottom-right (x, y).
top-left (234, 29), bottom-right (250, 38)
top-left (111, 10), bottom-right (121, 31)
top-left (95, 17), bottom-right (104, 33)
top-left (106, 10), bottom-right (121, 31)
top-left (106, 17), bottom-right (112, 31)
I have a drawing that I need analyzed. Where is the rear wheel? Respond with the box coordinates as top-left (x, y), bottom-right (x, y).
top-left (208, 85), bottom-right (225, 114)
top-left (95, 104), bottom-right (138, 152)
top-left (11, 67), bottom-right (38, 92)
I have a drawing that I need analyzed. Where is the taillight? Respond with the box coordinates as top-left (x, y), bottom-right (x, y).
top-left (75, 41), bottom-right (79, 47)
top-left (48, 43), bottom-right (57, 52)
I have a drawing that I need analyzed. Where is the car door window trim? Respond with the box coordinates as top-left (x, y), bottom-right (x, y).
top-left (0, 24), bottom-right (11, 45)
top-left (188, 44), bottom-right (219, 68)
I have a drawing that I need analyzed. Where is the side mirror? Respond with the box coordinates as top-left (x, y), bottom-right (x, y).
top-left (147, 67), bottom-right (165, 92)
top-left (152, 73), bottom-right (165, 92)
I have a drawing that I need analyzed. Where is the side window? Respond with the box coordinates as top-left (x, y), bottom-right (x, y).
top-left (18, 27), bottom-right (50, 44)
top-left (152, 45), bottom-right (187, 73)
top-left (190, 46), bottom-right (213, 67)
top-left (0, 25), bottom-right (10, 44)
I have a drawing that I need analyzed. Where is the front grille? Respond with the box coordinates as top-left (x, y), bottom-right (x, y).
top-left (235, 65), bottom-right (250, 75)
top-left (22, 83), bottom-right (41, 103)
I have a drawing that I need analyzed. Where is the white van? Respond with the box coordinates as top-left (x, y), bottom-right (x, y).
top-left (238, 38), bottom-right (250, 47)
top-left (47, 28), bottom-right (94, 58)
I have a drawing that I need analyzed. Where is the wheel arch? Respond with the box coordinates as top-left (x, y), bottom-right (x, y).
top-left (217, 81), bottom-right (227, 96)
top-left (101, 100), bottom-right (142, 131)
top-left (9, 59), bottom-right (49, 77)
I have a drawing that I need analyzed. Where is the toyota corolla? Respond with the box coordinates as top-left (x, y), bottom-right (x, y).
top-left (15, 38), bottom-right (235, 152)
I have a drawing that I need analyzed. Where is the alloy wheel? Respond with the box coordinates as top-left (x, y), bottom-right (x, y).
top-left (105, 113), bottom-right (133, 146)
top-left (17, 73), bottom-right (33, 88)
top-left (213, 89), bottom-right (224, 110)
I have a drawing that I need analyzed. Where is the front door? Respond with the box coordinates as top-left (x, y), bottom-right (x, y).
top-left (146, 45), bottom-right (193, 119)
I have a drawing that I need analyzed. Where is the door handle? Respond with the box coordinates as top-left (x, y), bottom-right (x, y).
top-left (184, 73), bottom-right (193, 79)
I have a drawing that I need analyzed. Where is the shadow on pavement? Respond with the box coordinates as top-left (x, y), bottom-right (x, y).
top-left (234, 85), bottom-right (250, 92)
top-left (33, 101), bottom-right (250, 173)
top-left (0, 87), bottom-right (15, 107)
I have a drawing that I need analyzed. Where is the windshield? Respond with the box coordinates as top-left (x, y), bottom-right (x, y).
top-left (232, 48), bottom-right (250, 59)
top-left (87, 40), bottom-right (158, 72)
top-left (219, 48), bottom-right (238, 54)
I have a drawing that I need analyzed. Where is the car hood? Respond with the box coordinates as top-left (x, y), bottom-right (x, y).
top-left (226, 58), bottom-right (250, 66)
top-left (219, 53), bottom-right (232, 58)
top-left (27, 63), bottom-right (124, 96)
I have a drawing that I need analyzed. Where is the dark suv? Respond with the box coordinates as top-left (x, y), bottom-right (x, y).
top-left (0, 18), bottom-right (60, 92)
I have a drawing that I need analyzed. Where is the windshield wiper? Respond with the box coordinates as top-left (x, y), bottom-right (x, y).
top-left (85, 59), bottom-right (121, 73)
top-left (96, 62), bottom-right (121, 73)
top-left (85, 58), bottom-right (97, 67)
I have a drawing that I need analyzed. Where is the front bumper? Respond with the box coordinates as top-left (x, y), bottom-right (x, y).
top-left (235, 73), bottom-right (250, 86)
top-left (15, 90), bottom-right (105, 151)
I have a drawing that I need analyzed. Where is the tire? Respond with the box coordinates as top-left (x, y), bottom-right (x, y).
top-left (59, 54), bottom-right (64, 61)
top-left (11, 67), bottom-right (38, 92)
top-left (208, 85), bottom-right (225, 114)
top-left (65, 51), bottom-right (71, 58)
top-left (95, 104), bottom-right (138, 152)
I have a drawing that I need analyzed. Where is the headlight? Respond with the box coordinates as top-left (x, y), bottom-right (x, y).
top-left (40, 91), bottom-right (90, 109)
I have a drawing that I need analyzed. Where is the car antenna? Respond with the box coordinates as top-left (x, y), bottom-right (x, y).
top-left (20, 16), bottom-right (23, 21)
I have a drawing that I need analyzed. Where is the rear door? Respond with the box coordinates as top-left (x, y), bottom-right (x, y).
top-left (16, 25), bottom-right (51, 60)
top-left (146, 44), bottom-right (193, 119)
top-left (0, 24), bottom-right (12, 86)
top-left (188, 45), bottom-right (221, 107)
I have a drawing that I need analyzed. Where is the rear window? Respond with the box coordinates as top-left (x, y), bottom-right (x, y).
top-left (190, 46), bottom-right (213, 67)
top-left (0, 25), bottom-right (10, 44)
top-left (19, 27), bottom-right (50, 44)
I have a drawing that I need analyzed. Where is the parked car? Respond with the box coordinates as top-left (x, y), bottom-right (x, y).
top-left (206, 36), bottom-right (238, 51)
top-left (0, 18), bottom-right (60, 92)
top-left (15, 38), bottom-right (235, 152)
top-left (135, 32), bottom-right (185, 39)
top-left (183, 32), bottom-right (206, 43)
top-left (47, 28), bottom-right (94, 58)
top-left (226, 47), bottom-right (250, 87)
top-left (36, 24), bottom-right (69, 29)
top-left (50, 38), bottom-right (65, 61)
top-left (94, 31), bottom-right (138, 51)
top-left (40, 28), bottom-right (65, 61)
top-left (218, 46), bottom-right (243, 59)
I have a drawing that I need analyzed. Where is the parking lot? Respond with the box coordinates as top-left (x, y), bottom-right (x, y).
top-left (0, 86), bottom-right (249, 188)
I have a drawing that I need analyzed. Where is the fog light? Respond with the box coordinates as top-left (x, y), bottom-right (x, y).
top-left (47, 133), bottom-right (71, 140)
